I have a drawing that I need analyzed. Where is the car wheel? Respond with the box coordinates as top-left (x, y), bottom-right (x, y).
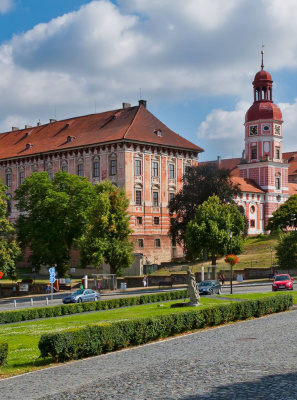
top-left (210, 289), bottom-right (213, 295)
top-left (94, 296), bottom-right (98, 301)
top-left (78, 298), bottom-right (82, 303)
top-left (218, 288), bottom-right (221, 295)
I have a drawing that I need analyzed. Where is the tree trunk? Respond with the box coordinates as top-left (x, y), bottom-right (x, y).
top-left (211, 254), bottom-right (216, 279)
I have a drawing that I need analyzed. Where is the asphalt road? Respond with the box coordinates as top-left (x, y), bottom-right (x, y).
top-left (0, 282), bottom-right (279, 311)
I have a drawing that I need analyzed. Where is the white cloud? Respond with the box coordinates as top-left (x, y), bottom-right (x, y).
top-left (0, 0), bottom-right (14, 14)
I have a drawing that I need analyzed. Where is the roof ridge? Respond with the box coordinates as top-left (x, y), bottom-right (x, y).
top-left (123, 105), bottom-right (141, 139)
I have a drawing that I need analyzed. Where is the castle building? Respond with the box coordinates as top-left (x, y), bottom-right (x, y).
top-left (0, 101), bottom-right (202, 265)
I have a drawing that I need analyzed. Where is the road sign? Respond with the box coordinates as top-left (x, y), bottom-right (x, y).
top-left (49, 276), bottom-right (55, 283)
top-left (49, 267), bottom-right (56, 283)
top-left (49, 267), bottom-right (55, 274)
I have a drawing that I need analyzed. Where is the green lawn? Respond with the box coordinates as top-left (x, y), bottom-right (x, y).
top-left (224, 290), bottom-right (297, 302)
top-left (0, 297), bottom-right (226, 378)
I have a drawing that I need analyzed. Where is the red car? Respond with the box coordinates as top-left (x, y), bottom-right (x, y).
top-left (272, 274), bottom-right (294, 291)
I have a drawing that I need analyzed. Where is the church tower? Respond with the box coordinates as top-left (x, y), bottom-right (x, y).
top-left (238, 49), bottom-right (289, 230)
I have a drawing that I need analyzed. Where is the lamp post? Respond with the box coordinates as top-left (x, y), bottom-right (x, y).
top-left (229, 231), bottom-right (233, 295)
top-left (270, 246), bottom-right (273, 274)
top-left (291, 214), bottom-right (296, 230)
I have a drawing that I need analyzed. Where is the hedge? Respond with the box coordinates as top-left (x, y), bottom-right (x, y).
top-left (39, 294), bottom-right (292, 362)
top-left (0, 289), bottom-right (188, 324)
top-left (0, 342), bottom-right (8, 366)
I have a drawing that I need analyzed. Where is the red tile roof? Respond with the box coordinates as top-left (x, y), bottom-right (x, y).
top-left (288, 182), bottom-right (297, 196)
top-left (200, 158), bottom-right (241, 176)
top-left (0, 105), bottom-right (203, 160)
top-left (232, 176), bottom-right (265, 193)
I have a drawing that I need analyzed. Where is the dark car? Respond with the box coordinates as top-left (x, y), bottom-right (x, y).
top-left (197, 280), bottom-right (221, 295)
top-left (62, 289), bottom-right (100, 304)
top-left (272, 274), bottom-right (294, 291)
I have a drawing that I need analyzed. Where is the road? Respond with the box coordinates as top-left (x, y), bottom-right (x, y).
top-left (0, 282), bottom-right (277, 311)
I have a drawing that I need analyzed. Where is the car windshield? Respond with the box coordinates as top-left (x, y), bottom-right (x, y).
top-left (199, 282), bottom-right (212, 286)
top-left (275, 275), bottom-right (290, 281)
top-left (72, 290), bottom-right (84, 295)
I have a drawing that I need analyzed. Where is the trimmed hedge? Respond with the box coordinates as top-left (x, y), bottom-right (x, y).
top-left (0, 342), bottom-right (8, 366)
top-left (39, 294), bottom-right (292, 362)
top-left (0, 289), bottom-right (188, 324)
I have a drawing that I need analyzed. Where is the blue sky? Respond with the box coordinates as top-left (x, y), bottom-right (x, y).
top-left (1, 0), bottom-right (297, 161)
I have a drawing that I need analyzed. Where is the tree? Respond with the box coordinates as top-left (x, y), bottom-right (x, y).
top-left (276, 231), bottom-right (297, 272)
top-left (78, 180), bottom-right (134, 276)
top-left (14, 171), bottom-right (95, 276)
top-left (168, 163), bottom-right (242, 248)
top-left (266, 195), bottom-right (297, 232)
top-left (0, 182), bottom-right (21, 277)
top-left (185, 196), bottom-right (245, 266)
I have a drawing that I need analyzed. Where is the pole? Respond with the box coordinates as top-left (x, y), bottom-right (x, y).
top-left (51, 282), bottom-right (53, 305)
top-left (270, 246), bottom-right (273, 274)
top-left (229, 231), bottom-right (233, 295)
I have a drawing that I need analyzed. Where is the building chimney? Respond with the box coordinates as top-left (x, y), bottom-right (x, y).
top-left (138, 100), bottom-right (147, 108)
top-left (217, 156), bottom-right (221, 165)
top-left (49, 119), bottom-right (56, 123)
top-left (12, 127), bottom-right (19, 131)
top-left (122, 102), bottom-right (131, 109)
top-left (242, 150), bottom-right (246, 159)
top-left (25, 125), bottom-right (32, 129)
top-left (37, 122), bottom-right (41, 126)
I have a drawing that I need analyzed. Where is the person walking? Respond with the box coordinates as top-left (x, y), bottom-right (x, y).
top-left (221, 274), bottom-right (225, 285)
top-left (46, 284), bottom-right (50, 294)
top-left (142, 277), bottom-right (147, 287)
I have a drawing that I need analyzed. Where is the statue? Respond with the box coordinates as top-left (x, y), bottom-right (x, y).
top-left (187, 268), bottom-right (200, 306)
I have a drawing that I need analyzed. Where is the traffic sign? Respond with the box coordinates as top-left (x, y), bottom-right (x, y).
top-left (49, 267), bottom-right (55, 274)
top-left (49, 276), bottom-right (55, 283)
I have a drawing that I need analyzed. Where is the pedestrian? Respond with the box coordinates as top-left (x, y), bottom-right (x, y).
top-left (45, 284), bottom-right (49, 294)
top-left (142, 277), bottom-right (147, 287)
top-left (12, 286), bottom-right (16, 295)
top-left (80, 283), bottom-right (84, 290)
top-left (221, 274), bottom-right (225, 285)
top-left (218, 274), bottom-right (222, 284)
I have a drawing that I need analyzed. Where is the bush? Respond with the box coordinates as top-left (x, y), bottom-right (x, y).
top-left (39, 294), bottom-right (292, 362)
top-left (0, 342), bottom-right (8, 366)
top-left (0, 289), bottom-right (188, 324)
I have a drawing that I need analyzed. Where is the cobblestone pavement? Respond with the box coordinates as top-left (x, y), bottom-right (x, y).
top-left (1, 310), bottom-right (297, 400)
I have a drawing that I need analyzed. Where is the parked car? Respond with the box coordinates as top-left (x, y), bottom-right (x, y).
top-left (272, 274), bottom-right (294, 291)
top-left (197, 280), bottom-right (221, 295)
top-left (62, 289), bottom-right (100, 304)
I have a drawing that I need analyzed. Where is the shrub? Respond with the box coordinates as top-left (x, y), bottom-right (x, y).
top-left (0, 289), bottom-right (188, 324)
top-left (0, 342), bottom-right (8, 366)
top-left (39, 294), bottom-right (292, 362)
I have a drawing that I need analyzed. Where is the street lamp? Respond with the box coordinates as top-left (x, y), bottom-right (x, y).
top-left (270, 246), bottom-right (273, 274)
top-left (229, 231), bottom-right (233, 295)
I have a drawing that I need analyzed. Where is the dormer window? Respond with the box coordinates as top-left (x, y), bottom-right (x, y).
top-left (26, 143), bottom-right (34, 150)
top-left (154, 129), bottom-right (162, 137)
top-left (67, 135), bottom-right (76, 142)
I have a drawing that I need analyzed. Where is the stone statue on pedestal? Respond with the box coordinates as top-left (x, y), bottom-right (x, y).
top-left (187, 268), bottom-right (200, 306)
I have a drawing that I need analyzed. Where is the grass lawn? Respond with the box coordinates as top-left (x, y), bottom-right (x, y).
top-left (224, 290), bottom-right (297, 302)
top-left (0, 297), bottom-right (227, 378)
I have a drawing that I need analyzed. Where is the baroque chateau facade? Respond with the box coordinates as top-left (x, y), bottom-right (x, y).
top-left (0, 55), bottom-right (297, 267)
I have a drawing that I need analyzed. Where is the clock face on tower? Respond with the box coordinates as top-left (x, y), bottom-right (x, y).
top-left (250, 125), bottom-right (258, 136)
top-left (275, 125), bottom-right (281, 135)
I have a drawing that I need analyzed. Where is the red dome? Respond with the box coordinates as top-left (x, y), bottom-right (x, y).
top-left (253, 69), bottom-right (272, 83)
top-left (245, 102), bottom-right (282, 123)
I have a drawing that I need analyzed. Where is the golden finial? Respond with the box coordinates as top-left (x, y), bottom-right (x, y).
top-left (261, 44), bottom-right (265, 69)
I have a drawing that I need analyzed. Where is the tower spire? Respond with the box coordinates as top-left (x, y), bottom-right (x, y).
top-left (261, 44), bottom-right (265, 70)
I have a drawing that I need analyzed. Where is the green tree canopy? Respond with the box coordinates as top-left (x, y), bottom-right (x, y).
top-left (266, 195), bottom-right (297, 232)
top-left (0, 182), bottom-right (21, 277)
top-left (186, 195), bottom-right (245, 265)
top-left (78, 180), bottom-right (134, 276)
top-left (276, 231), bottom-right (297, 272)
top-left (168, 163), bottom-right (242, 249)
top-left (14, 171), bottom-right (95, 276)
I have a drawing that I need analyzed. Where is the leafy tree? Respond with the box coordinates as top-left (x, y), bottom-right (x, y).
top-left (185, 196), bottom-right (245, 266)
top-left (168, 163), bottom-right (242, 248)
top-left (78, 180), bottom-right (134, 276)
top-left (0, 182), bottom-right (21, 277)
top-left (266, 195), bottom-right (297, 232)
top-left (14, 171), bottom-right (95, 276)
top-left (276, 231), bottom-right (297, 272)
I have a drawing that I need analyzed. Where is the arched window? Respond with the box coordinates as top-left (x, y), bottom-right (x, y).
top-left (6, 194), bottom-right (12, 214)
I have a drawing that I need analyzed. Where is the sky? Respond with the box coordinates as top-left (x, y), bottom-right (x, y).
top-left (1, 1), bottom-right (297, 161)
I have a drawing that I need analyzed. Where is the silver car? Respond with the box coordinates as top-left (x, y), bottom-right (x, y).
top-left (198, 280), bottom-right (221, 295)
top-left (62, 289), bottom-right (100, 304)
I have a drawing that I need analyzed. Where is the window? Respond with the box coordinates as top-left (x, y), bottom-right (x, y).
top-left (169, 164), bottom-right (175, 179)
top-left (110, 159), bottom-right (117, 176)
top-left (250, 220), bottom-right (255, 228)
top-left (77, 164), bottom-right (83, 177)
top-left (154, 217), bottom-right (160, 225)
top-left (184, 166), bottom-right (191, 180)
top-left (276, 147), bottom-right (280, 160)
top-left (251, 147), bottom-right (257, 160)
top-left (135, 190), bottom-right (142, 205)
top-left (6, 173), bottom-right (11, 188)
top-left (169, 192), bottom-right (175, 203)
top-left (138, 239), bottom-right (144, 248)
top-left (135, 159), bottom-right (141, 176)
top-left (6, 194), bottom-right (12, 214)
top-left (153, 192), bottom-right (159, 206)
top-left (47, 168), bottom-right (53, 180)
top-left (61, 165), bottom-right (68, 173)
top-left (155, 238), bottom-right (161, 248)
top-left (136, 216), bottom-right (143, 225)
top-left (250, 205), bottom-right (255, 214)
top-left (152, 162), bottom-right (159, 177)
top-left (19, 171), bottom-right (25, 185)
top-left (93, 161), bottom-right (99, 177)
top-left (276, 177), bottom-right (281, 190)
